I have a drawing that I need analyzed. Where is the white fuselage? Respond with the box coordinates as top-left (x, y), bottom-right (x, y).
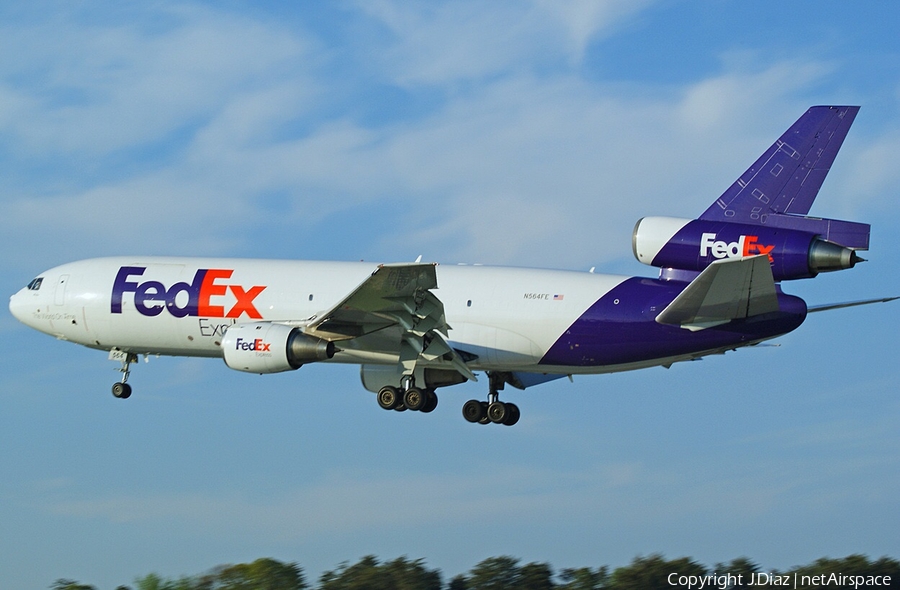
top-left (9, 256), bottom-right (636, 374)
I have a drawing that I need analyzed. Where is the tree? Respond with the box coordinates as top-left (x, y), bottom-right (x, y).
top-left (466, 556), bottom-right (523, 590)
top-left (448, 574), bottom-right (469, 590)
top-left (319, 555), bottom-right (440, 590)
top-left (558, 567), bottom-right (609, 590)
top-left (519, 562), bottom-right (555, 590)
top-left (51, 581), bottom-right (96, 590)
top-left (211, 558), bottom-right (306, 590)
top-left (711, 557), bottom-right (758, 589)
top-left (608, 555), bottom-right (706, 590)
top-left (133, 572), bottom-right (195, 590)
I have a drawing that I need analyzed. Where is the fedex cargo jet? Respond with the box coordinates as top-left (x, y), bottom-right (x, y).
top-left (9, 106), bottom-right (893, 426)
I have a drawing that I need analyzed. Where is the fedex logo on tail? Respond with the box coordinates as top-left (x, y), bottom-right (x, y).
top-left (700, 233), bottom-right (775, 262)
top-left (111, 266), bottom-right (266, 319)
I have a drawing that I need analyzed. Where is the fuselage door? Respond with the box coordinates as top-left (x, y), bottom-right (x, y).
top-left (54, 274), bottom-right (70, 306)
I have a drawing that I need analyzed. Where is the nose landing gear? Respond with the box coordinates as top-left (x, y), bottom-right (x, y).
top-left (110, 351), bottom-right (138, 399)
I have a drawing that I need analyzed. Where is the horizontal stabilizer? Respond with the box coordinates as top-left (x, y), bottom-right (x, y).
top-left (656, 255), bottom-right (779, 331)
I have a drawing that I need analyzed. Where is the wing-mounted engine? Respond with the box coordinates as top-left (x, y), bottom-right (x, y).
top-left (633, 217), bottom-right (867, 281)
top-left (222, 321), bottom-right (334, 374)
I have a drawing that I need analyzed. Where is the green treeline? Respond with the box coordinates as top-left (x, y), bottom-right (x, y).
top-left (52, 553), bottom-right (900, 590)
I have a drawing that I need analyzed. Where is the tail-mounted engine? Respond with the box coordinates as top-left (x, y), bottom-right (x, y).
top-left (632, 216), bottom-right (867, 281)
top-left (222, 322), bottom-right (335, 374)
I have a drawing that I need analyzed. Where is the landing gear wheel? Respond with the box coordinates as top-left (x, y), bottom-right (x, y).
top-left (478, 401), bottom-right (490, 424)
top-left (403, 387), bottom-right (427, 411)
top-left (420, 389), bottom-right (438, 413)
top-left (111, 382), bottom-right (132, 399)
top-left (377, 386), bottom-right (400, 410)
top-left (502, 403), bottom-right (520, 426)
top-left (462, 399), bottom-right (484, 423)
top-left (463, 372), bottom-right (522, 426)
top-left (111, 351), bottom-right (137, 399)
top-left (487, 401), bottom-right (508, 424)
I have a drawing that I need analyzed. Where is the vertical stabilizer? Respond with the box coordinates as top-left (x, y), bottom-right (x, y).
top-left (699, 106), bottom-right (867, 249)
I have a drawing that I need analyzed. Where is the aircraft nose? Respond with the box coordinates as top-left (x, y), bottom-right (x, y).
top-left (9, 290), bottom-right (30, 324)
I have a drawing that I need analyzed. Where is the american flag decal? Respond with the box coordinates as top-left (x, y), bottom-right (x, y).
top-left (553, 294), bottom-right (564, 301)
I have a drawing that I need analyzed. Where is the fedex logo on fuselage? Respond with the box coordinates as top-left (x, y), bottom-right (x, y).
top-left (700, 233), bottom-right (775, 262)
top-left (111, 266), bottom-right (266, 319)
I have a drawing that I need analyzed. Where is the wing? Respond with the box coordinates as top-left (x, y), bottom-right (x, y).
top-left (305, 263), bottom-right (476, 381)
top-left (655, 255), bottom-right (780, 331)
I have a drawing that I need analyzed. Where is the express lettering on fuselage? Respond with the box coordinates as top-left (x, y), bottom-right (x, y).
top-left (111, 266), bottom-right (266, 319)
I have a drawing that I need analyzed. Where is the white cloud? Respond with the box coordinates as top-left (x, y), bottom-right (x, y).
top-left (837, 128), bottom-right (900, 213)
top-left (0, 4), bottom-right (311, 157)
top-left (356, 0), bottom-right (655, 85)
top-left (675, 58), bottom-right (833, 133)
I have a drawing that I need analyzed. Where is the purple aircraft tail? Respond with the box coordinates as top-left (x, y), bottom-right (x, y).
top-left (700, 105), bottom-right (868, 249)
top-left (632, 106), bottom-right (870, 281)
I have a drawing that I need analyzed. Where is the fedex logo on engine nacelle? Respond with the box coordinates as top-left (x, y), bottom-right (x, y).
top-left (700, 233), bottom-right (775, 262)
top-left (234, 337), bottom-right (271, 353)
top-left (111, 266), bottom-right (266, 319)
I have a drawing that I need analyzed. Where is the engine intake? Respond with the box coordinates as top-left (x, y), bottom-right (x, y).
top-left (223, 322), bottom-right (335, 374)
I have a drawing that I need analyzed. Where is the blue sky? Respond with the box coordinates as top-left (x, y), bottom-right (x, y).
top-left (1, 1), bottom-right (899, 588)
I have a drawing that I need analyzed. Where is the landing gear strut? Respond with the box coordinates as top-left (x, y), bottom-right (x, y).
top-left (377, 376), bottom-right (438, 414)
top-left (111, 352), bottom-right (138, 399)
top-left (462, 372), bottom-right (519, 426)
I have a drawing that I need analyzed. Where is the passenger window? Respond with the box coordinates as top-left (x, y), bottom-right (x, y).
top-left (27, 277), bottom-right (44, 291)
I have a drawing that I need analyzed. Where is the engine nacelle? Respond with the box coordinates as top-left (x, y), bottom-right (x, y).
top-left (360, 364), bottom-right (466, 393)
top-left (632, 216), bottom-right (863, 281)
top-left (222, 322), bottom-right (335, 374)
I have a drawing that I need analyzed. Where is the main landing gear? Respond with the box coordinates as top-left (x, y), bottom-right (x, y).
top-left (377, 376), bottom-right (438, 413)
top-left (462, 372), bottom-right (519, 426)
top-left (111, 352), bottom-right (138, 399)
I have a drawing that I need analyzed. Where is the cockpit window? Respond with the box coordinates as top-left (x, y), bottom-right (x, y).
top-left (27, 277), bottom-right (43, 291)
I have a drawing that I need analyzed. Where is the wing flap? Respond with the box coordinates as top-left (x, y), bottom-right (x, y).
top-left (306, 262), bottom-right (476, 381)
top-left (307, 263), bottom-right (440, 340)
top-left (656, 255), bottom-right (780, 331)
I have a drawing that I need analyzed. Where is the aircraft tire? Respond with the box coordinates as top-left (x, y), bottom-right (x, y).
top-left (478, 401), bottom-right (490, 424)
top-left (462, 399), bottom-right (483, 422)
top-left (111, 382), bottom-right (132, 399)
top-left (377, 386), bottom-right (400, 410)
top-left (403, 387), bottom-right (427, 411)
top-left (502, 403), bottom-right (520, 426)
top-left (420, 389), bottom-right (438, 413)
top-left (487, 401), bottom-right (508, 424)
